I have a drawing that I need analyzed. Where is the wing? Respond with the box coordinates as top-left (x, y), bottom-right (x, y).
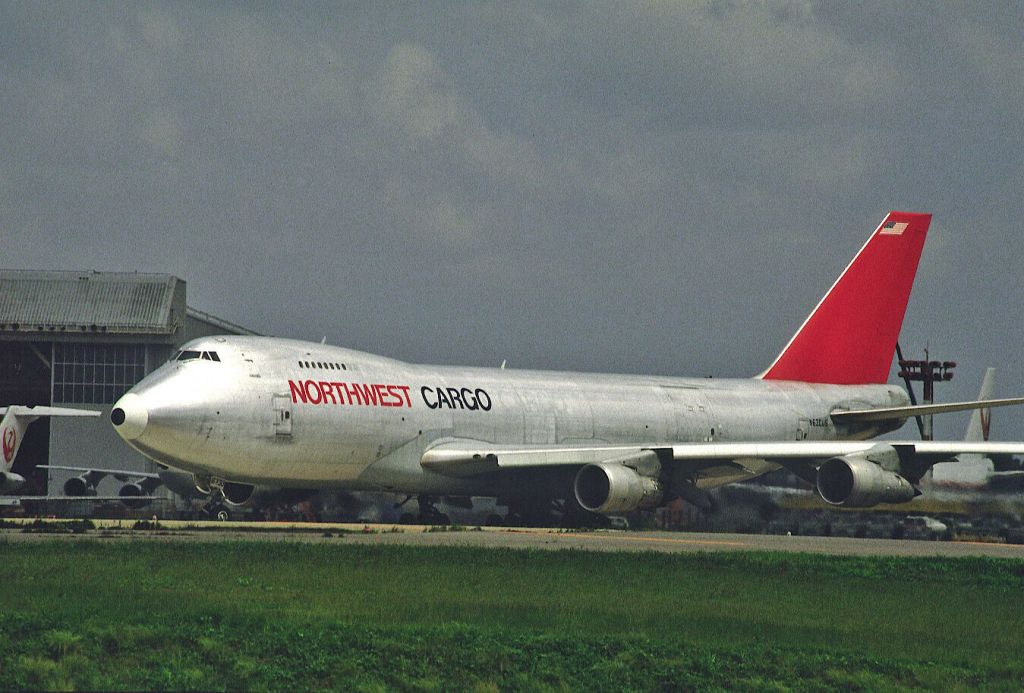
top-left (421, 438), bottom-right (1024, 482)
top-left (39, 464), bottom-right (161, 480)
top-left (1, 495), bottom-right (164, 503)
top-left (0, 406), bottom-right (102, 418)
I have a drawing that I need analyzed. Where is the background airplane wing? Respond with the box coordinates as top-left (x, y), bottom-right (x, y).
top-left (39, 464), bottom-right (161, 480)
top-left (2, 495), bottom-right (159, 504)
top-left (0, 406), bottom-right (102, 418)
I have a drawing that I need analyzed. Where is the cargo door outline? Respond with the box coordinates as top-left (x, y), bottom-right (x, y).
top-left (516, 387), bottom-right (556, 444)
top-left (273, 394), bottom-right (293, 437)
top-left (663, 386), bottom-right (714, 442)
top-left (240, 352), bottom-right (261, 378)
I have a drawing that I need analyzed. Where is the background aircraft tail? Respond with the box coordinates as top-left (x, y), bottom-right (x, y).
top-left (925, 368), bottom-right (996, 489)
top-left (1, 406), bottom-right (101, 491)
top-left (761, 211), bottom-right (932, 384)
top-left (1, 407), bottom-right (32, 477)
top-left (965, 368), bottom-right (995, 442)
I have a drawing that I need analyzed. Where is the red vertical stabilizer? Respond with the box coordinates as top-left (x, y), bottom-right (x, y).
top-left (761, 211), bottom-right (932, 385)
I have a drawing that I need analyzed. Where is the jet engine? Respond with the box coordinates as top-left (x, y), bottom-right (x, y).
top-left (0, 471), bottom-right (26, 493)
top-left (117, 485), bottom-right (152, 509)
top-left (816, 456), bottom-right (917, 507)
top-left (118, 476), bottom-right (162, 509)
top-left (64, 475), bottom-right (98, 497)
top-left (573, 462), bottom-right (662, 515)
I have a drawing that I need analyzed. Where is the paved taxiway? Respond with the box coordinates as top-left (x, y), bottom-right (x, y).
top-left (3, 520), bottom-right (1024, 558)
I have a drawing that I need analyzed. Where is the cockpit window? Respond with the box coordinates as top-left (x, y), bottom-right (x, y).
top-left (174, 350), bottom-right (220, 362)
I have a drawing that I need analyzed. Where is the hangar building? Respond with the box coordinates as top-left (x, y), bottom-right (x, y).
top-left (0, 270), bottom-right (256, 505)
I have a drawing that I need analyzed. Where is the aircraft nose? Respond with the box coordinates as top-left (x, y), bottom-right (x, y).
top-left (111, 393), bottom-right (149, 441)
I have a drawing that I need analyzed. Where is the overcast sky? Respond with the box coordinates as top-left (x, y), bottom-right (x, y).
top-left (2, 2), bottom-right (1022, 440)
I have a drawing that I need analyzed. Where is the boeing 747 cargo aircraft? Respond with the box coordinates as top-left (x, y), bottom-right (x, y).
top-left (109, 212), bottom-right (1024, 524)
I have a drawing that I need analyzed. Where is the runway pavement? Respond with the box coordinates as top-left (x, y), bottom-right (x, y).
top-left (3, 519), bottom-right (1024, 558)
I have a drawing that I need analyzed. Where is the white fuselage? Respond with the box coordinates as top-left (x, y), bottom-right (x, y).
top-left (114, 336), bottom-right (909, 497)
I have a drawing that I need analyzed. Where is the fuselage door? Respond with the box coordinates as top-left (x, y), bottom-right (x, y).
top-left (517, 387), bottom-right (556, 444)
top-left (273, 394), bottom-right (293, 437)
top-left (663, 387), bottom-right (713, 443)
top-left (240, 352), bottom-right (261, 378)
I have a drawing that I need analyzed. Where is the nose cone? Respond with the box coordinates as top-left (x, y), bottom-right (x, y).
top-left (111, 393), bottom-right (149, 441)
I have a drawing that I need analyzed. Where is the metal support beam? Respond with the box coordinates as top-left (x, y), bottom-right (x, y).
top-left (26, 342), bottom-right (51, 370)
top-left (897, 346), bottom-right (956, 441)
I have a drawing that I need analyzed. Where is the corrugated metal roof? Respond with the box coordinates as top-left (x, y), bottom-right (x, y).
top-left (0, 270), bottom-right (184, 335)
top-left (185, 307), bottom-right (261, 336)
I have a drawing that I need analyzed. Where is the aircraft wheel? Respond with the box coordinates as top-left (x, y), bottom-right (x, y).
top-left (216, 509), bottom-right (230, 522)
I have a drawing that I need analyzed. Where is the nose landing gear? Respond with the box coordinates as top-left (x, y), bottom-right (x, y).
top-left (195, 475), bottom-right (231, 521)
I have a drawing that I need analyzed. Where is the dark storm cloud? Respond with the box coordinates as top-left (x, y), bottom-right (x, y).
top-left (2, 2), bottom-right (1022, 440)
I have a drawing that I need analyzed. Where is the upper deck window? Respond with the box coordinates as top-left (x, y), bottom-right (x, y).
top-left (298, 359), bottom-right (347, 370)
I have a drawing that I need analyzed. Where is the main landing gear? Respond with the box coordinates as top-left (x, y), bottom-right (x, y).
top-left (201, 499), bottom-right (231, 522)
top-left (503, 497), bottom-right (608, 528)
top-left (396, 495), bottom-right (450, 525)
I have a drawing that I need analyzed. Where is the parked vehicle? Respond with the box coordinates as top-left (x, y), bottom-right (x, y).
top-left (897, 515), bottom-right (949, 540)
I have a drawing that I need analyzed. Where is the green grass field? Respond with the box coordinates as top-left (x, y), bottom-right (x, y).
top-left (1, 538), bottom-right (1023, 691)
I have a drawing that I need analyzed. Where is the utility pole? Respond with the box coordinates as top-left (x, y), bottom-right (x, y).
top-left (897, 346), bottom-right (956, 440)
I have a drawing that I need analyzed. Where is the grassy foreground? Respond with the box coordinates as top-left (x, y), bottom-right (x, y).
top-left (1, 539), bottom-right (1023, 691)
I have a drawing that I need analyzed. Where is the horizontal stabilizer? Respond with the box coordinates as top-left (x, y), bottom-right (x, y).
top-left (831, 397), bottom-right (1024, 424)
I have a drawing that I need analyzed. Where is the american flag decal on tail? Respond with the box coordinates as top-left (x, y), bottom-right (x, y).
top-left (880, 221), bottom-right (908, 235)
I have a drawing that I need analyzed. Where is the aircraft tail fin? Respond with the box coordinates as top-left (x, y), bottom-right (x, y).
top-left (925, 367), bottom-right (997, 489)
top-left (1, 407), bottom-right (102, 488)
top-left (965, 368), bottom-right (995, 442)
top-left (761, 211), bottom-right (932, 384)
top-left (1, 407), bottom-right (33, 476)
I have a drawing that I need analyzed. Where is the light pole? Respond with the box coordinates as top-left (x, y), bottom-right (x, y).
top-left (897, 346), bottom-right (955, 441)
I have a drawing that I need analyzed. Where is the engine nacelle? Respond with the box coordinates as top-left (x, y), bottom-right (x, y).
top-left (574, 463), bottom-right (662, 515)
top-left (222, 482), bottom-right (260, 507)
top-left (816, 456), bottom-right (917, 507)
top-left (222, 482), bottom-right (312, 508)
top-left (0, 471), bottom-right (26, 493)
top-left (64, 475), bottom-right (97, 497)
top-left (118, 483), bottom-right (154, 509)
